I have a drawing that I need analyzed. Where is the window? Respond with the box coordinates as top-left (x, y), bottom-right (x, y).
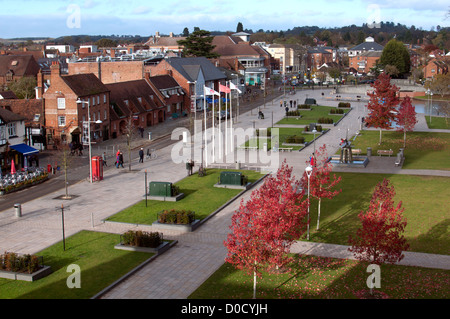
top-left (103, 94), bottom-right (106, 103)
top-left (57, 98), bottom-right (66, 109)
top-left (7, 123), bottom-right (17, 136)
top-left (97, 96), bottom-right (100, 105)
top-left (98, 111), bottom-right (100, 122)
top-left (104, 110), bottom-right (107, 120)
top-left (58, 116), bottom-right (66, 127)
top-left (92, 96), bottom-right (96, 106)
top-left (167, 104), bottom-right (171, 112)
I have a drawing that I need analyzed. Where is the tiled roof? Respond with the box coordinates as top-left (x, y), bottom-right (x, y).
top-left (0, 55), bottom-right (41, 77)
top-left (349, 41), bottom-right (384, 51)
top-left (148, 75), bottom-right (182, 90)
top-left (61, 73), bottom-right (109, 97)
top-left (0, 107), bottom-right (25, 123)
top-left (166, 57), bottom-right (226, 82)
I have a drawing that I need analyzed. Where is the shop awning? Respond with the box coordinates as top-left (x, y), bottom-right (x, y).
top-left (10, 143), bottom-right (39, 156)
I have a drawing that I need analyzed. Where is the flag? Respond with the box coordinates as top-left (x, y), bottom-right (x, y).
top-left (229, 82), bottom-right (242, 94)
top-left (219, 84), bottom-right (231, 93)
top-left (204, 86), bottom-right (219, 96)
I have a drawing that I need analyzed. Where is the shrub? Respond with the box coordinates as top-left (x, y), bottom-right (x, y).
top-left (121, 230), bottom-right (163, 248)
top-left (330, 108), bottom-right (344, 114)
top-left (317, 117), bottom-right (334, 124)
top-left (297, 104), bottom-right (311, 109)
top-left (158, 209), bottom-right (195, 225)
top-left (285, 135), bottom-right (305, 144)
top-left (286, 110), bottom-right (301, 117)
top-left (0, 252), bottom-right (42, 273)
top-left (338, 102), bottom-right (351, 108)
top-left (256, 128), bottom-right (272, 137)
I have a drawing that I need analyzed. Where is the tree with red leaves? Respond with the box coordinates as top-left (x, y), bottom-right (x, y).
top-left (301, 144), bottom-right (342, 232)
top-left (224, 160), bottom-right (308, 299)
top-left (348, 178), bottom-right (409, 265)
top-left (396, 96), bottom-right (417, 148)
top-left (365, 72), bottom-right (400, 144)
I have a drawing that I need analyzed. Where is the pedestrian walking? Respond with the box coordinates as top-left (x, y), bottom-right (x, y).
top-left (139, 148), bottom-right (144, 163)
top-left (102, 152), bottom-right (107, 166)
top-left (119, 152), bottom-right (124, 168)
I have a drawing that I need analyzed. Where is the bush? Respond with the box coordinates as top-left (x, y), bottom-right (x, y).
top-left (285, 135), bottom-right (305, 144)
top-left (317, 117), bottom-right (334, 124)
top-left (297, 104), bottom-right (311, 109)
top-left (121, 230), bottom-right (163, 248)
top-left (256, 128), bottom-right (271, 137)
top-left (338, 102), bottom-right (351, 108)
top-left (0, 252), bottom-right (42, 273)
top-left (286, 110), bottom-right (301, 117)
top-left (330, 108), bottom-right (344, 114)
top-left (158, 209), bottom-right (195, 225)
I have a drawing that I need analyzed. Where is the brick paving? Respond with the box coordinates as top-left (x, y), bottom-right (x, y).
top-left (0, 87), bottom-right (448, 299)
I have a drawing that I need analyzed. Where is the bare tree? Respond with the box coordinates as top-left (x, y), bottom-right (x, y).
top-left (121, 116), bottom-right (139, 171)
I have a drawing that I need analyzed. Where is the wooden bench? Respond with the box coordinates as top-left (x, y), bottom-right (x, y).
top-left (278, 147), bottom-right (293, 152)
top-left (238, 146), bottom-right (258, 151)
top-left (351, 149), bottom-right (361, 155)
top-left (377, 149), bottom-right (393, 157)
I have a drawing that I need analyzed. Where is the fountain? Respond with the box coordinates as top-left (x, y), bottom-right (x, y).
top-left (328, 139), bottom-right (369, 167)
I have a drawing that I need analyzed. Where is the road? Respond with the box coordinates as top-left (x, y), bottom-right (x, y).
top-left (0, 135), bottom-right (178, 213)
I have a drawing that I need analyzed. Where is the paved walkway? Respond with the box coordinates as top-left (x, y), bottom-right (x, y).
top-left (0, 88), bottom-right (448, 299)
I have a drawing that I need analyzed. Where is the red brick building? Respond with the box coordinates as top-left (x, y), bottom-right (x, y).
top-left (0, 55), bottom-right (41, 91)
top-left (42, 61), bottom-right (110, 148)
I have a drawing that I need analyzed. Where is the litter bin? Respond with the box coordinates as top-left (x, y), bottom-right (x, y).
top-left (14, 204), bottom-right (21, 217)
top-left (367, 147), bottom-right (372, 157)
top-left (148, 132), bottom-right (152, 140)
top-left (235, 161), bottom-right (241, 169)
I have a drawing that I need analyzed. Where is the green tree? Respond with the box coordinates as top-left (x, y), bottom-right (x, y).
top-left (8, 76), bottom-right (36, 99)
top-left (177, 30), bottom-right (220, 58)
top-left (95, 38), bottom-right (118, 48)
top-left (379, 39), bottom-right (411, 77)
top-left (236, 22), bottom-right (244, 33)
top-left (182, 27), bottom-right (189, 37)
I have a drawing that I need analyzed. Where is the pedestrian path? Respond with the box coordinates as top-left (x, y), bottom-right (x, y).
top-left (0, 87), bottom-right (448, 300)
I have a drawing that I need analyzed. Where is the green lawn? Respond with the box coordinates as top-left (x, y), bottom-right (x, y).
top-left (243, 127), bottom-right (322, 150)
top-left (0, 231), bottom-right (152, 299)
top-left (349, 130), bottom-right (450, 170)
top-left (276, 105), bottom-right (350, 125)
top-left (426, 116), bottom-right (450, 130)
top-left (305, 173), bottom-right (450, 255)
top-left (106, 169), bottom-right (264, 225)
top-left (189, 255), bottom-right (450, 299)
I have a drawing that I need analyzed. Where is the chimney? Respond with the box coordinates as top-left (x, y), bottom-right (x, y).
top-left (169, 32), bottom-right (174, 38)
top-left (50, 61), bottom-right (61, 77)
top-left (110, 49), bottom-right (116, 58)
top-left (155, 31), bottom-right (160, 38)
top-left (36, 70), bottom-right (44, 99)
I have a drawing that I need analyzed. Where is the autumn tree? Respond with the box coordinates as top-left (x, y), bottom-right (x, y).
top-left (396, 96), bottom-right (417, 148)
top-left (365, 72), bottom-right (400, 144)
top-left (224, 161), bottom-right (308, 299)
top-left (348, 178), bottom-right (409, 265)
top-left (301, 145), bottom-right (342, 231)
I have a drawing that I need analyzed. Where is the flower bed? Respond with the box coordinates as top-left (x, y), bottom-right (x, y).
top-left (115, 230), bottom-right (170, 254)
top-left (0, 172), bottom-right (49, 195)
top-left (157, 209), bottom-right (195, 225)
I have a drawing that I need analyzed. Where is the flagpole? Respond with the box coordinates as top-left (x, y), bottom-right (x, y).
top-left (203, 87), bottom-right (207, 168)
top-left (225, 85), bottom-right (228, 156)
top-left (219, 88), bottom-right (222, 160)
top-left (212, 92), bottom-right (215, 163)
top-left (229, 81), bottom-right (233, 152)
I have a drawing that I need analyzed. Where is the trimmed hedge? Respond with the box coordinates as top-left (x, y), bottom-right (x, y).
top-left (297, 104), bottom-right (311, 109)
top-left (157, 209), bottom-right (195, 225)
top-left (338, 102), bottom-right (351, 108)
top-left (317, 117), bottom-right (334, 124)
top-left (330, 108), bottom-right (345, 114)
top-left (0, 252), bottom-right (42, 274)
top-left (285, 135), bottom-right (305, 144)
top-left (121, 230), bottom-right (163, 248)
top-left (286, 110), bottom-right (301, 117)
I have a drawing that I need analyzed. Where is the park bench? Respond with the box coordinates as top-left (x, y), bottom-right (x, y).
top-left (238, 146), bottom-right (258, 151)
top-left (351, 149), bottom-right (361, 155)
top-left (278, 147), bottom-right (293, 152)
top-left (377, 149), bottom-right (393, 157)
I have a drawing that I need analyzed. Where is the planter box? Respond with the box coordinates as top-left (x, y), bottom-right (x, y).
top-left (114, 241), bottom-right (171, 255)
top-left (214, 182), bottom-right (252, 190)
top-left (0, 265), bottom-right (52, 282)
top-left (152, 219), bottom-right (201, 232)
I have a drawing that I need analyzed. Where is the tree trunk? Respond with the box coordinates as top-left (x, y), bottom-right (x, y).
top-left (379, 129), bottom-right (382, 145)
top-left (253, 269), bottom-right (257, 299)
top-left (317, 198), bottom-right (322, 230)
top-left (403, 130), bottom-right (406, 148)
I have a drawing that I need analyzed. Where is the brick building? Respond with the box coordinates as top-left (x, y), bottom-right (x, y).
top-left (42, 61), bottom-right (110, 148)
top-left (348, 51), bottom-right (382, 75)
top-left (0, 55), bottom-right (41, 91)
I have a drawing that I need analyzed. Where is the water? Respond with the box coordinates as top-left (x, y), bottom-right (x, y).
top-left (411, 99), bottom-right (448, 116)
top-left (330, 160), bottom-right (365, 164)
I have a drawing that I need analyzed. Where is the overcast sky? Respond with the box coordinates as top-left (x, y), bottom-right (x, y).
top-left (0, 0), bottom-right (448, 38)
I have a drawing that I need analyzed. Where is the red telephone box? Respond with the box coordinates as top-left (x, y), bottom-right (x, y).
top-left (91, 156), bottom-right (103, 181)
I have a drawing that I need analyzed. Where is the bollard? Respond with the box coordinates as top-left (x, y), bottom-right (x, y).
top-left (14, 203), bottom-right (21, 217)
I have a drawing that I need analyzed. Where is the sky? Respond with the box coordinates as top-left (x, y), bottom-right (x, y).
top-left (0, 0), bottom-right (448, 39)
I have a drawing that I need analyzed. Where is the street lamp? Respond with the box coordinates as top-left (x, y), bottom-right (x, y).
top-left (305, 165), bottom-right (313, 241)
top-left (76, 98), bottom-right (102, 183)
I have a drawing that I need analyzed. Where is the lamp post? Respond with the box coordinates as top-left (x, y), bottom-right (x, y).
top-left (430, 91), bottom-right (433, 124)
top-left (76, 98), bottom-right (102, 183)
top-left (305, 165), bottom-right (313, 240)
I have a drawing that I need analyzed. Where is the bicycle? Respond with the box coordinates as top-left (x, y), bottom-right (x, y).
top-left (146, 148), bottom-right (157, 160)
